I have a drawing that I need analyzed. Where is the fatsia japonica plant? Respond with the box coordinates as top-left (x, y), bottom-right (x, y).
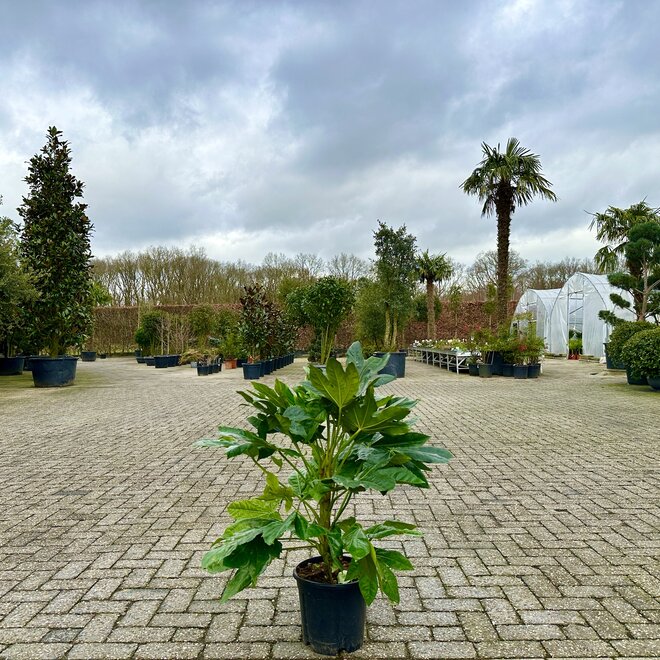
top-left (195, 341), bottom-right (452, 605)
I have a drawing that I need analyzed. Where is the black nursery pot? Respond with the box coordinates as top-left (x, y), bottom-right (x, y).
top-left (293, 557), bottom-right (366, 656)
top-left (30, 356), bottom-right (78, 388)
top-left (81, 351), bottom-right (97, 362)
top-left (0, 356), bottom-right (25, 376)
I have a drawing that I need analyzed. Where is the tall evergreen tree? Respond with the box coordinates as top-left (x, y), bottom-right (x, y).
top-left (19, 127), bottom-right (94, 356)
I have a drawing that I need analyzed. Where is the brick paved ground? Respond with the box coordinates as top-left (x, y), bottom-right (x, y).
top-left (0, 357), bottom-right (658, 659)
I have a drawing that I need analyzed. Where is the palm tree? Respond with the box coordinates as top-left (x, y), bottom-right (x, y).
top-left (461, 138), bottom-right (557, 325)
top-left (416, 251), bottom-right (452, 339)
top-left (589, 201), bottom-right (659, 271)
top-left (589, 201), bottom-right (660, 319)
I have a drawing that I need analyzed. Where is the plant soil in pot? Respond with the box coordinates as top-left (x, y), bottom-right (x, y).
top-left (294, 556), bottom-right (366, 656)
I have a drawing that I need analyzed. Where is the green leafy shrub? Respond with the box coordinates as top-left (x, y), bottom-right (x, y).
top-left (195, 342), bottom-right (452, 605)
top-left (607, 320), bottom-right (655, 366)
top-left (621, 328), bottom-right (660, 378)
top-left (134, 310), bottom-right (163, 355)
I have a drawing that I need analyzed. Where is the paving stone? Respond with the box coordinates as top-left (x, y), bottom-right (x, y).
top-left (133, 642), bottom-right (203, 658)
top-left (408, 640), bottom-right (476, 658)
top-left (1, 358), bottom-right (658, 659)
top-left (476, 640), bottom-right (546, 657)
top-left (542, 639), bottom-right (617, 656)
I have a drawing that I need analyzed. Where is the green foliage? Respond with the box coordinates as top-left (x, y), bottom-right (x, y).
top-left (239, 284), bottom-right (274, 361)
top-left (354, 280), bottom-right (386, 349)
top-left (607, 320), bottom-right (655, 366)
top-left (0, 214), bottom-right (36, 355)
top-left (374, 222), bottom-right (418, 350)
top-left (89, 280), bottom-right (112, 307)
top-left (134, 310), bottom-right (163, 355)
top-left (621, 328), bottom-right (660, 378)
top-left (18, 127), bottom-right (94, 356)
top-left (301, 276), bottom-right (355, 363)
top-left (189, 305), bottom-right (217, 345)
top-left (195, 341), bottom-right (452, 605)
top-left (413, 292), bottom-right (441, 322)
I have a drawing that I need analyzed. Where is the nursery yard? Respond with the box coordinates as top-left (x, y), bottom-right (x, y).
top-left (0, 357), bottom-right (658, 659)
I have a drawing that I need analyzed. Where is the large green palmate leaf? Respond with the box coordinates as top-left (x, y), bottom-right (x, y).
top-left (346, 341), bottom-right (395, 395)
top-left (306, 358), bottom-right (360, 410)
top-left (196, 426), bottom-right (278, 460)
top-left (227, 498), bottom-right (279, 520)
top-left (342, 388), bottom-right (412, 435)
top-left (365, 520), bottom-right (420, 539)
top-left (343, 524), bottom-right (371, 561)
top-left (375, 548), bottom-right (414, 571)
top-left (219, 536), bottom-right (283, 602)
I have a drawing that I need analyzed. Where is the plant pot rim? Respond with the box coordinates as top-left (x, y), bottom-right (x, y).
top-left (293, 556), bottom-right (358, 590)
top-left (30, 355), bottom-right (78, 361)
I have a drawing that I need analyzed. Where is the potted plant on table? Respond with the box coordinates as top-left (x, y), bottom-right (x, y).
top-left (195, 342), bottom-right (452, 656)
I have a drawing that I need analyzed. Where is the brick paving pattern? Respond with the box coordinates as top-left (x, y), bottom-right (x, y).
top-left (0, 357), bottom-right (658, 659)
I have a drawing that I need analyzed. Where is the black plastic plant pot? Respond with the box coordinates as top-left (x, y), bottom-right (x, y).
top-left (502, 363), bottom-right (514, 377)
top-left (145, 356), bottom-right (156, 366)
top-left (211, 362), bottom-right (220, 374)
top-left (513, 364), bottom-right (528, 379)
top-left (478, 363), bottom-right (492, 378)
top-left (197, 365), bottom-right (210, 376)
top-left (168, 354), bottom-right (180, 367)
top-left (0, 356), bottom-right (25, 376)
top-left (243, 363), bottom-right (261, 380)
top-left (626, 368), bottom-right (647, 386)
top-left (136, 356), bottom-right (146, 364)
top-left (30, 356), bottom-right (78, 388)
top-left (99, 353), bottom-right (107, 359)
top-left (154, 355), bottom-right (169, 368)
top-left (468, 363), bottom-right (478, 377)
top-left (491, 351), bottom-right (504, 376)
top-left (134, 349), bottom-right (142, 358)
top-left (81, 351), bottom-right (97, 362)
top-left (373, 351), bottom-right (406, 378)
top-left (294, 557), bottom-right (366, 656)
top-left (527, 363), bottom-right (541, 379)
top-left (647, 375), bottom-right (660, 391)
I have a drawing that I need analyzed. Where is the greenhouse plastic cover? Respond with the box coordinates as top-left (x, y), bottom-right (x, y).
top-left (513, 288), bottom-right (561, 344)
top-left (548, 273), bottom-right (635, 357)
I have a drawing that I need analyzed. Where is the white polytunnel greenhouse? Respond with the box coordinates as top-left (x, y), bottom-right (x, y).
top-left (512, 288), bottom-right (561, 345)
top-left (547, 272), bottom-right (635, 358)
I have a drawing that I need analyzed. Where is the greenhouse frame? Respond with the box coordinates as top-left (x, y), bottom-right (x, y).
top-left (546, 272), bottom-right (635, 358)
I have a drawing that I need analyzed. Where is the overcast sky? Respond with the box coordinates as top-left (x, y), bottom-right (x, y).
top-left (1, 0), bottom-right (658, 267)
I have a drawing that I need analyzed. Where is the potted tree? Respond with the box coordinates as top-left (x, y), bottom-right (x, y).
top-left (19, 127), bottom-right (94, 387)
top-left (238, 284), bottom-right (271, 380)
top-left (302, 276), bottom-right (355, 365)
top-left (372, 222), bottom-right (418, 378)
top-left (0, 213), bottom-right (36, 375)
top-left (621, 328), bottom-right (660, 390)
top-left (195, 342), bottom-right (452, 655)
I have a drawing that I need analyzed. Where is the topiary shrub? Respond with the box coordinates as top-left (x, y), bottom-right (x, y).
top-left (607, 320), bottom-right (655, 366)
top-left (620, 328), bottom-right (660, 378)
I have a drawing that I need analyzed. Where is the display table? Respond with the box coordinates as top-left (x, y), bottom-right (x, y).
top-left (408, 347), bottom-right (473, 373)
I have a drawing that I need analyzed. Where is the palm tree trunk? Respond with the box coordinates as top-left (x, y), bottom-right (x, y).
top-left (496, 195), bottom-right (513, 326)
top-left (426, 279), bottom-right (436, 339)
